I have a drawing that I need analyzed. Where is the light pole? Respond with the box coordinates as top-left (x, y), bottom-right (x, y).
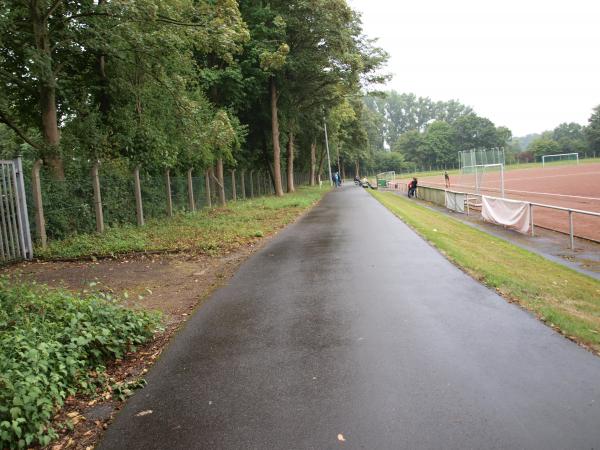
top-left (323, 118), bottom-right (333, 186)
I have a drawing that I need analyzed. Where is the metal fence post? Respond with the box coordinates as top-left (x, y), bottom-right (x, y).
top-left (569, 210), bottom-right (574, 249)
top-left (134, 166), bottom-right (144, 226)
top-left (241, 169), bottom-right (246, 199)
top-left (231, 169), bottom-right (237, 201)
top-left (530, 203), bottom-right (534, 237)
top-left (216, 159), bottom-right (225, 206)
top-left (91, 161), bottom-right (104, 233)
top-left (205, 169), bottom-right (212, 208)
top-left (14, 157), bottom-right (33, 259)
top-left (165, 169), bottom-right (173, 217)
top-left (187, 168), bottom-right (195, 212)
top-left (31, 159), bottom-right (47, 248)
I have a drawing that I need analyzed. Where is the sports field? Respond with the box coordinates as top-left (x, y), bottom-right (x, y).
top-left (412, 162), bottom-right (600, 242)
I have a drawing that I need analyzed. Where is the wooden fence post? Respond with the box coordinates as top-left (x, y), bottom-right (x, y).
top-left (249, 170), bottom-right (254, 198)
top-left (91, 161), bottom-right (104, 233)
top-left (187, 168), bottom-right (195, 212)
top-left (205, 169), bottom-right (212, 208)
top-left (231, 170), bottom-right (237, 201)
top-left (31, 159), bottom-right (47, 248)
top-left (134, 166), bottom-right (144, 226)
top-left (165, 169), bottom-right (173, 217)
top-left (216, 159), bottom-right (226, 206)
top-left (241, 170), bottom-right (246, 199)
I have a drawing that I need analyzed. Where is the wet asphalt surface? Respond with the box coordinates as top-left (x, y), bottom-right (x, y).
top-left (99, 185), bottom-right (600, 450)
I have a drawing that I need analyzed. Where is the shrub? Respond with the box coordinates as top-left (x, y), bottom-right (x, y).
top-left (0, 278), bottom-right (161, 448)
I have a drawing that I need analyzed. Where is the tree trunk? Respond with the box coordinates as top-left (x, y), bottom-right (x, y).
top-left (31, 1), bottom-right (63, 179)
top-left (286, 131), bottom-right (295, 193)
top-left (217, 158), bottom-right (225, 205)
top-left (261, 133), bottom-right (276, 190)
top-left (309, 141), bottom-right (316, 186)
top-left (96, 0), bottom-right (110, 121)
top-left (355, 160), bottom-right (360, 178)
top-left (270, 77), bottom-right (284, 196)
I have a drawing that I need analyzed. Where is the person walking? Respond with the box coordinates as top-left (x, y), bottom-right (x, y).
top-left (408, 177), bottom-right (418, 198)
top-left (444, 171), bottom-right (450, 188)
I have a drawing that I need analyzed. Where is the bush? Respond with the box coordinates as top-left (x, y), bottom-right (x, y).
top-left (0, 278), bottom-right (161, 449)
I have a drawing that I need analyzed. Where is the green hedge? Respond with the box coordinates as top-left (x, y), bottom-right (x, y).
top-left (0, 278), bottom-right (161, 448)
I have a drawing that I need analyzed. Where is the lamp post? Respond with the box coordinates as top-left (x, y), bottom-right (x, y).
top-left (323, 118), bottom-right (333, 186)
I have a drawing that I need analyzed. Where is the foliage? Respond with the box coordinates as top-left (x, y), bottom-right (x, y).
top-left (35, 186), bottom-right (328, 260)
top-left (586, 105), bottom-right (600, 154)
top-left (370, 190), bottom-right (600, 354)
top-left (0, 279), bottom-right (161, 448)
top-left (529, 137), bottom-right (561, 159)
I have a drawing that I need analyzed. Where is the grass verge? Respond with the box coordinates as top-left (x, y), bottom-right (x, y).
top-left (369, 190), bottom-right (600, 354)
top-left (36, 186), bottom-right (328, 260)
top-left (0, 279), bottom-right (161, 448)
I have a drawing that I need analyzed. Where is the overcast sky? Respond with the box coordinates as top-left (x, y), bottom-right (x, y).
top-left (348, 0), bottom-right (600, 136)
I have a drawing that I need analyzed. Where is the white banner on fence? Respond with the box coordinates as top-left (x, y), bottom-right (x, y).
top-left (445, 191), bottom-right (466, 213)
top-left (481, 196), bottom-right (530, 234)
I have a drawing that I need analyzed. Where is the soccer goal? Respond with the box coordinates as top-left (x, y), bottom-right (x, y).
top-left (376, 171), bottom-right (396, 187)
top-left (461, 163), bottom-right (505, 197)
top-left (541, 153), bottom-right (579, 167)
top-left (458, 148), bottom-right (505, 197)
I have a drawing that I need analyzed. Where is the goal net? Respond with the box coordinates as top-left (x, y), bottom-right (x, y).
top-left (460, 164), bottom-right (505, 197)
top-left (458, 149), bottom-right (505, 197)
top-left (376, 171), bottom-right (396, 187)
top-left (541, 153), bottom-right (579, 167)
top-left (459, 148), bottom-right (505, 169)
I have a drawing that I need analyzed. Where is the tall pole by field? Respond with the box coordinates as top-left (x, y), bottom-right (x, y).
top-left (323, 119), bottom-right (333, 186)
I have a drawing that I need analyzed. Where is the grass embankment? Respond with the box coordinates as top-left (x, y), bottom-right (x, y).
top-left (370, 190), bottom-right (600, 353)
top-left (0, 280), bottom-right (160, 448)
top-left (37, 186), bottom-right (328, 260)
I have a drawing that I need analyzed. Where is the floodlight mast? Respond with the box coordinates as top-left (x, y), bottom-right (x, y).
top-left (323, 118), bottom-right (333, 186)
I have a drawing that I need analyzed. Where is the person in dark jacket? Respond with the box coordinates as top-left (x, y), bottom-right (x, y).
top-left (408, 177), bottom-right (418, 197)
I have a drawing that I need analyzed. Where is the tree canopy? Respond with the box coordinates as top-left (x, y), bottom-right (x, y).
top-left (0, 0), bottom-right (387, 190)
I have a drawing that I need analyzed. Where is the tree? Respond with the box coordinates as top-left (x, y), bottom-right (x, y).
top-left (393, 130), bottom-right (424, 163)
top-left (452, 114), bottom-right (502, 150)
top-left (419, 121), bottom-right (457, 167)
top-left (0, 0), bottom-right (248, 178)
top-left (552, 122), bottom-right (588, 155)
top-left (529, 138), bottom-right (561, 160)
top-left (587, 106), bottom-right (600, 154)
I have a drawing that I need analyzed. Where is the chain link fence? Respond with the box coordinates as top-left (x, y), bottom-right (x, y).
top-left (24, 159), bottom-right (309, 245)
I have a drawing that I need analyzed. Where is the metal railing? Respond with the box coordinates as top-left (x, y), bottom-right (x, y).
top-left (383, 182), bottom-right (600, 249)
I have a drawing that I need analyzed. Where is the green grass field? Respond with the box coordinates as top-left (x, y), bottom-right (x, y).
top-left (370, 190), bottom-right (600, 354)
top-left (36, 186), bottom-right (329, 260)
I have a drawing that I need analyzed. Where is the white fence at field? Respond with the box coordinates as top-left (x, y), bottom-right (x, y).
top-left (382, 181), bottom-right (600, 249)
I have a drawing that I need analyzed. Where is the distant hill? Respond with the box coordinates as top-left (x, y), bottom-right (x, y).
top-left (512, 133), bottom-right (542, 151)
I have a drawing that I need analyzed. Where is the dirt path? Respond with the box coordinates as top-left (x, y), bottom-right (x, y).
top-left (2, 241), bottom-right (268, 450)
top-left (9, 249), bottom-right (257, 319)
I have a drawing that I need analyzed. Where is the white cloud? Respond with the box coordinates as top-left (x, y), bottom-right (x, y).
top-left (349, 0), bottom-right (600, 135)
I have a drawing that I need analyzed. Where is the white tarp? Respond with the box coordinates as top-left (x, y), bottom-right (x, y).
top-left (445, 191), bottom-right (466, 213)
top-left (481, 196), bottom-right (530, 234)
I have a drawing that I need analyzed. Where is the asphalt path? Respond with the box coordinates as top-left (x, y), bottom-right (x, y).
top-left (100, 185), bottom-right (600, 450)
